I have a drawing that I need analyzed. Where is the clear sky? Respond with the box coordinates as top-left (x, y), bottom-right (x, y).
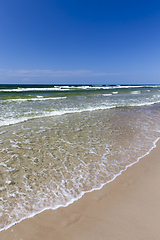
top-left (0, 0), bottom-right (160, 85)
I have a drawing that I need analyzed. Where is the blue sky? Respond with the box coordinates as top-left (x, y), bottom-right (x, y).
top-left (0, 0), bottom-right (160, 85)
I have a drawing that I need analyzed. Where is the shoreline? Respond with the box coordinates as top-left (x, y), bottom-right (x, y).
top-left (1, 139), bottom-right (160, 239)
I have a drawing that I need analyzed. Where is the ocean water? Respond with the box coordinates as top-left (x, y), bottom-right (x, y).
top-left (1, 84), bottom-right (160, 231)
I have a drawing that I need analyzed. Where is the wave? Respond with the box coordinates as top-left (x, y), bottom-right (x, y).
top-left (1, 96), bottom-right (66, 103)
top-left (1, 98), bottom-right (160, 128)
top-left (0, 105), bottom-right (117, 127)
top-left (0, 85), bottom-right (159, 92)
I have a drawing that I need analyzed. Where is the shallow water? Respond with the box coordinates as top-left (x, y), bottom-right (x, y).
top-left (1, 85), bottom-right (160, 230)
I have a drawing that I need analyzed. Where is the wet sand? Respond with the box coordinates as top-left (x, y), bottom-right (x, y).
top-left (1, 140), bottom-right (160, 240)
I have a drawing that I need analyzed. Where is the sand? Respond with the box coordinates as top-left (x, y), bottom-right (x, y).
top-left (1, 140), bottom-right (160, 240)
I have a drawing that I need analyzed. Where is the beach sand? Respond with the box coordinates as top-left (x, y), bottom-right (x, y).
top-left (1, 140), bottom-right (160, 240)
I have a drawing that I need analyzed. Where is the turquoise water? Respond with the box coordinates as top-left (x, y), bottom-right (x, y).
top-left (0, 84), bottom-right (160, 231)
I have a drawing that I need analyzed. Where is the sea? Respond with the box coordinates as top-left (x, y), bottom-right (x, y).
top-left (1, 84), bottom-right (160, 231)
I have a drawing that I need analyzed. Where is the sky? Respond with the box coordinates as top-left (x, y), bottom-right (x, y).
top-left (0, 0), bottom-right (160, 85)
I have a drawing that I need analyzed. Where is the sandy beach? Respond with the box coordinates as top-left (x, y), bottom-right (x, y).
top-left (1, 139), bottom-right (160, 240)
top-left (1, 0), bottom-right (160, 238)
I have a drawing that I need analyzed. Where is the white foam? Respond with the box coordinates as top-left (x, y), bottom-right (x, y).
top-left (102, 94), bottom-right (112, 96)
top-left (131, 91), bottom-right (141, 94)
top-left (129, 100), bottom-right (160, 107)
top-left (1, 137), bottom-right (159, 233)
top-left (0, 87), bottom-right (68, 92)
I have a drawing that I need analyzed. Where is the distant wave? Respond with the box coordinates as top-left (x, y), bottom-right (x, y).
top-left (0, 85), bottom-right (159, 92)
